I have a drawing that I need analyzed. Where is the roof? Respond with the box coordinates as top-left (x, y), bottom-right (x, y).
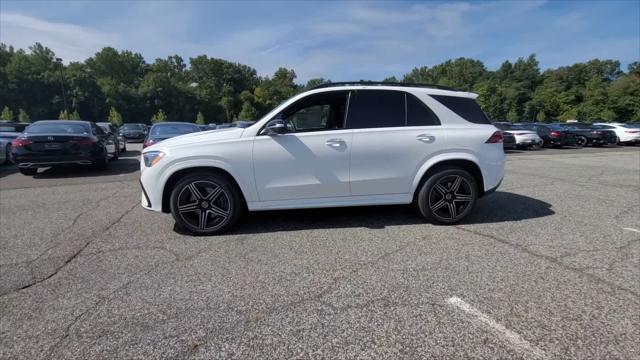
top-left (307, 81), bottom-right (477, 98)
top-left (311, 81), bottom-right (458, 91)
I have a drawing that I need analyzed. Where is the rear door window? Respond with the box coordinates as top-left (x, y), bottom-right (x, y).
top-left (430, 95), bottom-right (491, 124)
top-left (346, 90), bottom-right (405, 129)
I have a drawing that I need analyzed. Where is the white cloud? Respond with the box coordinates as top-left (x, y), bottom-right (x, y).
top-left (0, 12), bottom-right (115, 62)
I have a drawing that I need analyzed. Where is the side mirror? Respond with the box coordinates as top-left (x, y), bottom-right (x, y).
top-left (265, 119), bottom-right (287, 135)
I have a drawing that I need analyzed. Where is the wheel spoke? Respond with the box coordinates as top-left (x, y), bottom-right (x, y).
top-left (454, 194), bottom-right (472, 202)
top-left (205, 186), bottom-right (223, 202)
top-left (446, 202), bottom-right (457, 219)
top-left (434, 182), bottom-right (448, 195)
top-left (450, 176), bottom-right (463, 192)
top-left (199, 209), bottom-right (209, 230)
top-left (178, 202), bottom-right (198, 214)
top-left (209, 204), bottom-right (229, 218)
top-left (430, 198), bottom-right (447, 211)
top-left (188, 183), bottom-right (204, 200)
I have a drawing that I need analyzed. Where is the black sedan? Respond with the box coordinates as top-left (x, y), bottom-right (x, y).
top-left (119, 123), bottom-right (148, 142)
top-left (516, 123), bottom-right (577, 147)
top-left (552, 123), bottom-right (617, 147)
top-left (143, 122), bottom-right (201, 148)
top-left (11, 120), bottom-right (118, 175)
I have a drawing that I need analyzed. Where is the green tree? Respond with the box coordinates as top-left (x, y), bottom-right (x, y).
top-left (18, 108), bottom-right (30, 123)
top-left (195, 111), bottom-right (205, 125)
top-left (70, 109), bottom-right (81, 120)
top-left (1, 106), bottom-right (13, 121)
top-left (108, 106), bottom-right (123, 126)
top-left (58, 110), bottom-right (70, 120)
top-left (238, 101), bottom-right (258, 120)
top-left (151, 109), bottom-right (167, 123)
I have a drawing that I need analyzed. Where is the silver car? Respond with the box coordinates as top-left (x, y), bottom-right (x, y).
top-left (0, 122), bottom-right (27, 164)
top-left (494, 122), bottom-right (543, 149)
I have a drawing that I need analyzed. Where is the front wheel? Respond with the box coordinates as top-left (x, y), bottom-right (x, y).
top-left (575, 136), bottom-right (587, 147)
top-left (417, 168), bottom-right (478, 224)
top-left (169, 172), bottom-right (242, 235)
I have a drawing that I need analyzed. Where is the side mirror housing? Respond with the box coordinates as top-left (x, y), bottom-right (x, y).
top-left (265, 119), bottom-right (287, 135)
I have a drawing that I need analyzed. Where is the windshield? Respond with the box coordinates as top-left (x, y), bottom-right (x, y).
top-left (122, 124), bottom-right (145, 130)
top-left (150, 123), bottom-right (200, 136)
top-left (26, 123), bottom-right (90, 134)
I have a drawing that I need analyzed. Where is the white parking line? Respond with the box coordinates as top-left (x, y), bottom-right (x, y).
top-left (446, 296), bottom-right (547, 359)
top-left (623, 227), bottom-right (640, 234)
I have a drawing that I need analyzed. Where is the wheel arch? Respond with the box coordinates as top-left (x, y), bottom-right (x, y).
top-left (161, 166), bottom-right (248, 213)
top-left (412, 156), bottom-right (485, 203)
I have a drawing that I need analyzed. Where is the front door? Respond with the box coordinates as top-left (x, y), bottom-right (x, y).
top-left (252, 91), bottom-right (352, 201)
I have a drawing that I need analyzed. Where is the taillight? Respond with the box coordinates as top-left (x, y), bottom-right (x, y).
top-left (550, 131), bottom-right (561, 137)
top-left (485, 131), bottom-right (503, 143)
top-left (11, 138), bottom-right (32, 147)
top-left (143, 139), bottom-right (155, 148)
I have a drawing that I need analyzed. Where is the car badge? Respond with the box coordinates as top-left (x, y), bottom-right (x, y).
top-left (48, 136), bottom-right (54, 140)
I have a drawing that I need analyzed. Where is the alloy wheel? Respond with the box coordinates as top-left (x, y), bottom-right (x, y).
top-left (176, 180), bottom-right (231, 231)
top-left (428, 175), bottom-right (473, 221)
top-left (576, 136), bottom-right (587, 147)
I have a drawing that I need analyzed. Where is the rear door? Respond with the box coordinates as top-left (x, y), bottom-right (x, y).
top-left (347, 90), bottom-right (446, 196)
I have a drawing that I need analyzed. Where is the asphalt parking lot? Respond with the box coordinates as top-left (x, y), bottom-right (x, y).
top-left (1, 144), bottom-right (639, 359)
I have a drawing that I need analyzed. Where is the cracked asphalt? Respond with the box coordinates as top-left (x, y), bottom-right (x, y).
top-left (1, 144), bottom-right (639, 359)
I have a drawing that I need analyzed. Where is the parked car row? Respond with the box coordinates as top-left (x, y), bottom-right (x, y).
top-left (493, 121), bottom-right (640, 150)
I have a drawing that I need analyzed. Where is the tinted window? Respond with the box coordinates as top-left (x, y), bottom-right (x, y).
top-left (406, 94), bottom-right (440, 126)
top-left (150, 123), bottom-right (200, 136)
top-left (26, 123), bottom-right (90, 134)
top-left (122, 124), bottom-right (145, 130)
top-left (346, 90), bottom-right (404, 129)
top-left (431, 95), bottom-right (491, 124)
top-left (0, 123), bottom-right (27, 132)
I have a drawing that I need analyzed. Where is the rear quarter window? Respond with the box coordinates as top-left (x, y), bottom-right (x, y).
top-left (430, 95), bottom-right (491, 124)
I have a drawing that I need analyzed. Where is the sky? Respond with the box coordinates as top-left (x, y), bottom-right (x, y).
top-left (1, 0), bottom-right (638, 82)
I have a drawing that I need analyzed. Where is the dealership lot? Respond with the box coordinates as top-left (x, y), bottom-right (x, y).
top-left (0, 145), bottom-right (639, 359)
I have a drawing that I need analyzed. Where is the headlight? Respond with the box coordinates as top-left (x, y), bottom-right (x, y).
top-left (142, 151), bottom-right (164, 167)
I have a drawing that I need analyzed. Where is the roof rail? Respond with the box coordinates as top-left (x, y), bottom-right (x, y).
top-left (310, 81), bottom-right (459, 91)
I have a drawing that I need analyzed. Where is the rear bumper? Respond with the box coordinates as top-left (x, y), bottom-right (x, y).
top-left (13, 154), bottom-right (103, 168)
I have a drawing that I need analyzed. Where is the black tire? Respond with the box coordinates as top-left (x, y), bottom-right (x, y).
top-left (417, 168), bottom-right (478, 225)
top-left (19, 167), bottom-right (37, 176)
top-left (4, 144), bottom-right (10, 164)
top-left (169, 172), bottom-right (242, 235)
top-left (575, 136), bottom-right (587, 147)
top-left (112, 146), bottom-right (119, 161)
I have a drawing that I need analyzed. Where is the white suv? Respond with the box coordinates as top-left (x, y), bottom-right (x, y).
top-left (140, 83), bottom-right (505, 235)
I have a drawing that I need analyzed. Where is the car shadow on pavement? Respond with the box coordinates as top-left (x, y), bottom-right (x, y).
top-left (0, 165), bottom-right (18, 178)
top-left (31, 158), bottom-right (140, 179)
top-left (174, 191), bottom-right (554, 235)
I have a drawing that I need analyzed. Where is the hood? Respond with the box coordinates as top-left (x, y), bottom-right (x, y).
top-left (144, 127), bottom-right (245, 151)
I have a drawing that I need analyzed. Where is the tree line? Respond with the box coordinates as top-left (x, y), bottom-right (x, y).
top-left (1, 43), bottom-right (638, 125)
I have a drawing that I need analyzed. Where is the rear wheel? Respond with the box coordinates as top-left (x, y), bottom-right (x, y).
top-left (575, 136), bottom-right (587, 147)
top-left (19, 168), bottom-right (37, 176)
top-left (169, 172), bottom-right (242, 235)
top-left (417, 168), bottom-right (478, 224)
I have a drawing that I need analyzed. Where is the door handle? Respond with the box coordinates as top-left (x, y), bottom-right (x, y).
top-left (416, 134), bottom-right (436, 143)
top-left (325, 138), bottom-right (345, 148)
